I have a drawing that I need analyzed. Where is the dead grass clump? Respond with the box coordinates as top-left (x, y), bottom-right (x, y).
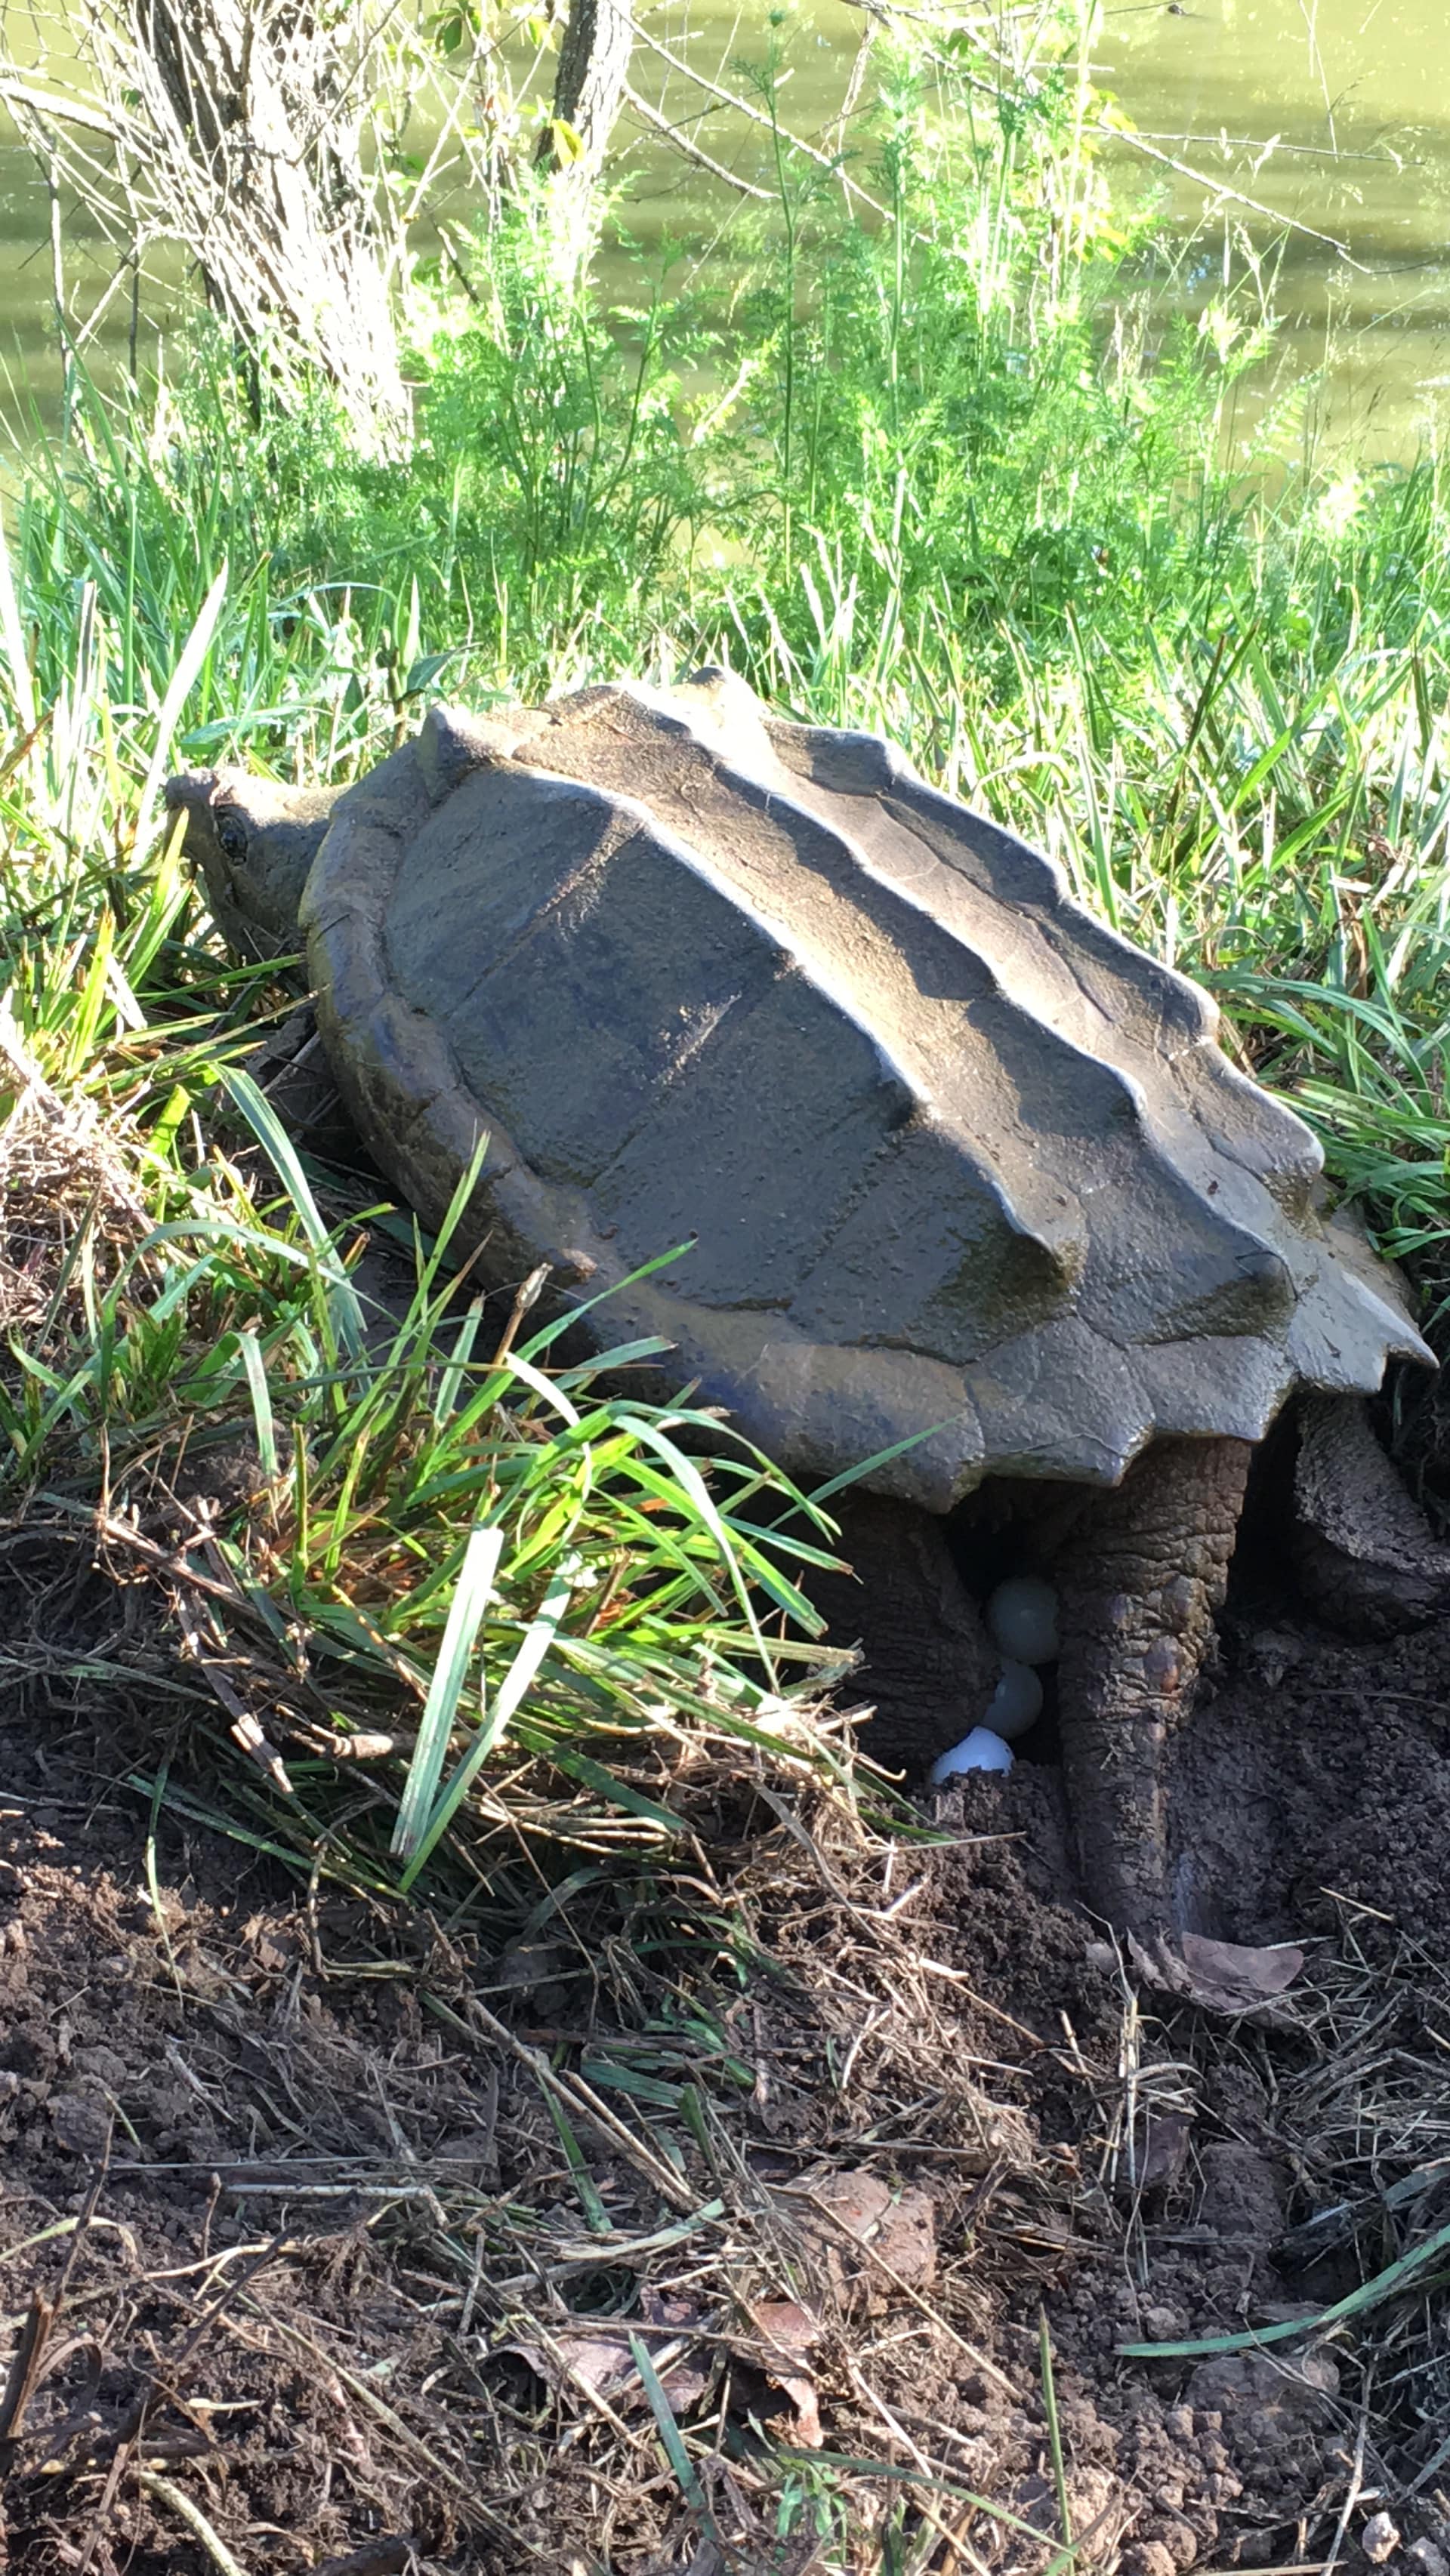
top-left (1273, 1905), bottom-right (1450, 2549)
top-left (0, 1015), bottom-right (152, 1351)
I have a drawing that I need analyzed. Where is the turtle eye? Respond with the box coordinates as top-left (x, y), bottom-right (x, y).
top-left (214, 811), bottom-right (248, 864)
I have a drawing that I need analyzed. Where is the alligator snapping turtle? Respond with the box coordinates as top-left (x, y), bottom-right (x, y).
top-left (166, 670), bottom-right (1443, 1941)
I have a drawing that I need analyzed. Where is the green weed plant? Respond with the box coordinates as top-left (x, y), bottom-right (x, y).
top-left (9, 8), bottom-right (1450, 1297)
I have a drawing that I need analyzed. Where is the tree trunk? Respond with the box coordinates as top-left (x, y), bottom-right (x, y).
top-left (131, 0), bottom-right (411, 456)
top-left (5, 0), bottom-right (412, 459)
top-left (538, 0), bottom-right (633, 182)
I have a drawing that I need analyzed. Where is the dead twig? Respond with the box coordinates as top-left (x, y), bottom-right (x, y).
top-left (137, 2472), bottom-right (251, 2576)
top-left (788, 2180), bottom-right (1017, 2396)
top-left (621, 84), bottom-right (773, 199)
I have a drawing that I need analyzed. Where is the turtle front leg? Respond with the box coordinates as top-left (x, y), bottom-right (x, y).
top-left (1051, 1435), bottom-right (1253, 1939)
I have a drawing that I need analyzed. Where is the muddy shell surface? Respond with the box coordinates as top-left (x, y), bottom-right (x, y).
top-left (285, 670), bottom-right (1429, 1507)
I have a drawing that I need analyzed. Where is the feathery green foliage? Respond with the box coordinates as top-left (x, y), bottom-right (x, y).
top-left (8, 12), bottom-right (1449, 1301)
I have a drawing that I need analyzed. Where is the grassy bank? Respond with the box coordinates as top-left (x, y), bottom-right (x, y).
top-left (2, 7), bottom-right (1449, 2566)
top-left (9, 12), bottom-right (1450, 1290)
top-left (5, 0), bottom-right (1450, 1849)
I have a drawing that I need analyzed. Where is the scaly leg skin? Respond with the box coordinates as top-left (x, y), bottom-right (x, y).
top-left (1052, 1435), bottom-right (1254, 1940)
top-left (1293, 1391), bottom-right (1450, 1638)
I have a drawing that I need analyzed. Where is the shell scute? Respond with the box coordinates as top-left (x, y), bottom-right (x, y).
top-left (285, 671), bottom-right (1432, 1503)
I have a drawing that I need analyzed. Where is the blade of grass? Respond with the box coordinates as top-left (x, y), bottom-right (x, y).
top-left (389, 1521), bottom-right (505, 1861)
top-left (0, 502), bottom-right (37, 735)
top-left (1118, 2214), bottom-right (1450, 2359)
top-left (133, 564), bottom-right (229, 854)
top-left (628, 2333), bottom-right (716, 2537)
top-left (218, 1065), bottom-right (366, 1358)
top-left (1040, 2306), bottom-right (1073, 2549)
top-left (546, 2092), bottom-right (614, 2234)
top-left (236, 1328), bottom-right (279, 1482)
top-left (397, 1557), bottom-right (575, 1887)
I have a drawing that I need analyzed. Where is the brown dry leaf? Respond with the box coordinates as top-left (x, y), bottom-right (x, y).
top-left (773, 2368), bottom-right (823, 2449)
top-left (815, 2168), bottom-right (937, 2283)
top-left (1136, 2109), bottom-right (1194, 2193)
top-left (745, 2298), bottom-right (821, 2360)
top-left (790, 2168), bottom-right (937, 2316)
top-left (1130, 1932), bottom-right (1305, 2020)
top-left (504, 2323), bottom-right (711, 2416)
top-left (731, 2300), bottom-right (825, 2451)
top-left (639, 2287), bottom-right (707, 2330)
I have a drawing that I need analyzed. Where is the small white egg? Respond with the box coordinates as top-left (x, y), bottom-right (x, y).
top-left (986, 1658), bottom-right (1043, 1741)
top-left (929, 1727), bottom-right (1014, 1783)
top-left (986, 1575), bottom-right (1060, 1665)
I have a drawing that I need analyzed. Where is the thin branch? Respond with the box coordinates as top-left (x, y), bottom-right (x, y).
top-left (0, 76), bottom-right (128, 142)
top-left (72, 253), bottom-right (148, 352)
top-left (837, 0), bottom-right (1368, 271)
top-left (1135, 128), bottom-right (1404, 165)
top-left (620, 82), bottom-right (773, 200)
top-left (628, 17), bottom-right (892, 220)
top-left (1103, 122), bottom-right (1365, 270)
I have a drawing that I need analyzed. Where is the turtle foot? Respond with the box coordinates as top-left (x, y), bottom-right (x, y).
top-left (1052, 1434), bottom-right (1254, 1940)
top-left (1293, 1393), bottom-right (1450, 1638)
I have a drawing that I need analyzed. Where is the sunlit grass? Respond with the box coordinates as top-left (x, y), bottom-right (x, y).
top-left (11, 39), bottom-right (1450, 1302)
top-left (733, 538), bottom-right (1450, 1296)
top-left (0, 574), bottom-right (853, 1888)
top-left (5, 0), bottom-right (1450, 1899)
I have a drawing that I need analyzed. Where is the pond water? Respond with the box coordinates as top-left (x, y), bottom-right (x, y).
top-left (2, 0), bottom-right (1448, 455)
top-left (1099, 0), bottom-right (1450, 458)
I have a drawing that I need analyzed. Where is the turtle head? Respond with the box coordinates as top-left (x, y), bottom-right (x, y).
top-left (164, 766), bottom-right (343, 962)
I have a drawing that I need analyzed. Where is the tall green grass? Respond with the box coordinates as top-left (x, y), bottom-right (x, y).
top-left (8, 8), bottom-right (1449, 1309)
top-left (4, 0), bottom-right (1450, 1878)
top-left (0, 562), bottom-right (854, 1891)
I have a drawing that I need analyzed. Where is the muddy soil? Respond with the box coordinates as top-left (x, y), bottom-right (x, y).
top-left (2, 1543), bottom-right (1448, 2574)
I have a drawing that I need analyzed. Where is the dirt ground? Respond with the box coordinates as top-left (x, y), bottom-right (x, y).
top-left (2, 1518), bottom-right (1448, 2574)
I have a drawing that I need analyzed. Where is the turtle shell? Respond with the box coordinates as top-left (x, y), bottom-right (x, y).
top-left (300, 668), bottom-right (1430, 1509)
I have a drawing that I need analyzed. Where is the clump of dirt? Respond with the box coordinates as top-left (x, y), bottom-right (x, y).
top-left (1192, 1608), bottom-right (1450, 1941)
top-left (2, 1518), bottom-right (1448, 2572)
top-left (900, 1592), bottom-right (1450, 2576)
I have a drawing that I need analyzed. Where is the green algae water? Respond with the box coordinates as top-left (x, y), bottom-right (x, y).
top-left (1098, 0), bottom-right (1450, 456)
top-left (2, 0), bottom-right (1449, 449)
